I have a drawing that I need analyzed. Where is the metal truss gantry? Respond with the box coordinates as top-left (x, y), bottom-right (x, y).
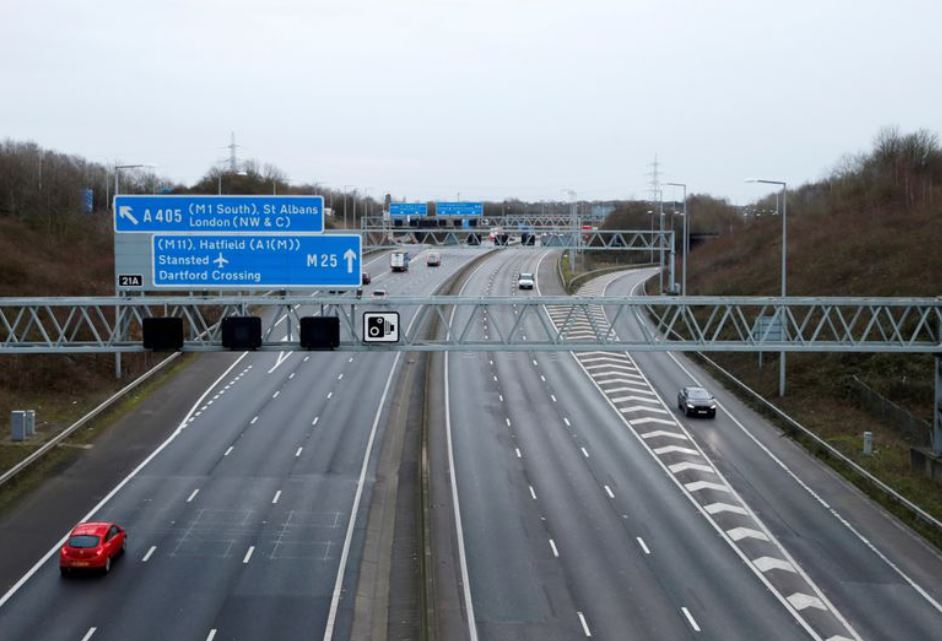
top-left (1, 295), bottom-right (939, 354)
top-left (347, 228), bottom-right (674, 252)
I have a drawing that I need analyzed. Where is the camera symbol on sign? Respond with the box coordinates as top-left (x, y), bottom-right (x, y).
top-left (363, 312), bottom-right (400, 343)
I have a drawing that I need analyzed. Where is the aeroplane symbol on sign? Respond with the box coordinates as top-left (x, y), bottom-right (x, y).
top-left (213, 253), bottom-right (229, 269)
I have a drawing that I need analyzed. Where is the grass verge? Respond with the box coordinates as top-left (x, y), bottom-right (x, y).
top-left (0, 353), bottom-right (196, 516)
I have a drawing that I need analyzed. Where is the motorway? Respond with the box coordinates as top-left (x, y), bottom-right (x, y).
top-left (3, 245), bottom-right (942, 641)
top-left (0, 247), bottom-right (480, 641)
top-left (431, 249), bottom-right (942, 641)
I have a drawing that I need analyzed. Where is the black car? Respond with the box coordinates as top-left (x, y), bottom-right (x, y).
top-left (677, 386), bottom-right (717, 418)
top-left (362, 272), bottom-right (371, 285)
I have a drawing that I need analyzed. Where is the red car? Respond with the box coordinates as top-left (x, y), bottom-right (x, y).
top-left (60, 522), bottom-right (126, 576)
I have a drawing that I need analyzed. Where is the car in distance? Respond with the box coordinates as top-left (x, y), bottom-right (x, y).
top-left (60, 521), bottom-right (126, 576)
top-left (427, 251), bottom-right (442, 267)
top-left (371, 288), bottom-right (387, 298)
top-left (362, 272), bottom-right (371, 285)
top-left (517, 272), bottom-right (535, 290)
top-left (677, 386), bottom-right (717, 418)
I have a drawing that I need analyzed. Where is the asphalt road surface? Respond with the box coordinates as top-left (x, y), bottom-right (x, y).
top-left (435, 250), bottom-right (942, 641)
top-left (0, 247), bottom-right (479, 641)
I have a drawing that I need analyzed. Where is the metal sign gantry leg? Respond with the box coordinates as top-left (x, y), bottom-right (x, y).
top-left (934, 353), bottom-right (942, 456)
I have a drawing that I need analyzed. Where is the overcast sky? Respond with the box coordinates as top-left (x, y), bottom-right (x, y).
top-left (2, 0), bottom-right (940, 204)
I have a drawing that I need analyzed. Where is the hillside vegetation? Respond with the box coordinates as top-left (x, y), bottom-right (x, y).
top-left (673, 127), bottom-right (942, 524)
top-left (685, 127), bottom-right (940, 413)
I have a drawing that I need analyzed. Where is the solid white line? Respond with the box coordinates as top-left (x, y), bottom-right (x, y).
top-left (324, 286), bottom-right (432, 641)
top-left (80, 628), bottom-right (97, 641)
top-left (243, 546), bottom-right (255, 564)
top-left (577, 611), bottom-right (592, 637)
top-left (0, 352), bottom-right (249, 610)
top-left (295, 447), bottom-right (303, 457)
top-left (272, 490), bottom-right (282, 504)
top-left (443, 261), bottom-right (489, 641)
top-left (636, 537), bottom-right (651, 554)
top-left (312, 416), bottom-right (319, 426)
top-left (682, 606), bottom-right (701, 632)
top-left (604, 485), bottom-right (615, 499)
top-left (224, 446), bottom-right (234, 457)
top-left (581, 447), bottom-right (590, 458)
top-left (206, 629), bottom-right (217, 641)
top-left (186, 488), bottom-right (199, 503)
top-left (529, 485), bottom-right (537, 500)
top-left (250, 416), bottom-right (258, 425)
top-left (142, 545), bottom-right (156, 562)
top-left (549, 538), bottom-right (559, 557)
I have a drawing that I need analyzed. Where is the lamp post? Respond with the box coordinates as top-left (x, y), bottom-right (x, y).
top-left (665, 182), bottom-right (688, 295)
top-left (747, 178), bottom-right (788, 397)
top-left (112, 163), bottom-right (147, 380)
top-left (563, 189), bottom-right (577, 273)
top-left (342, 184), bottom-right (352, 229)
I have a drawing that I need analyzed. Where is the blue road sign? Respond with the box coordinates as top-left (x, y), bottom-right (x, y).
top-left (152, 234), bottom-right (361, 288)
top-left (389, 202), bottom-right (428, 216)
top-left (436, 201), bottom-right (483, 216)
top-left (81, 188), bottom-right (94, 213)
top-left (114, 195), bottom-right (324, 233)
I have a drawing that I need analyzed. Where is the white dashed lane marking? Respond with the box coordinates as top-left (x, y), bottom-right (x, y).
top-left (544, 273), bottom-right (862, 641)
top-left (142, 546), bottom-right (156, 562)
top-left (577, 611), bottom-right (592, 637)
top-left (682, 607), bottom-right (701, 632)
top-left (186, 488), bottom-right (199, 503)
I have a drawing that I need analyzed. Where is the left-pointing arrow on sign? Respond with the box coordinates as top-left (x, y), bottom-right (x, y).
top-left (119, 206), bottom-right (139, 225)
top-left (343, 249), bottom-right (357, 273)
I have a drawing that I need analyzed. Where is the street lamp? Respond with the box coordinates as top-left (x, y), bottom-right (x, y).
top-left (114, 164), bottom-right (147, 206)
top-left (665, 183), bottom-right (688, 296)
top-left (746, 177), bottom-right (788, 397)
top-left (341, 184), bottom-right (353, 229)
top-left (562, 189), bottom-right (577, 273)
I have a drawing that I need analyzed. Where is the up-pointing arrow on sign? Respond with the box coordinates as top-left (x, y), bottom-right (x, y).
top-left (343, 249), bottom-right (357, 274)
top-left (119, 206), bottom-right (139, 225)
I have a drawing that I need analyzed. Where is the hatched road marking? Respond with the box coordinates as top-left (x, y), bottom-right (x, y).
top-left (538, 270), bottom-right (862, 641)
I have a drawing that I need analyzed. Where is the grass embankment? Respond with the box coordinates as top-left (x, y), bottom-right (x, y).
top-left (0, 214), bottom-right (176, 479)
top-left (682, 201), bottom-right (942, 532)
